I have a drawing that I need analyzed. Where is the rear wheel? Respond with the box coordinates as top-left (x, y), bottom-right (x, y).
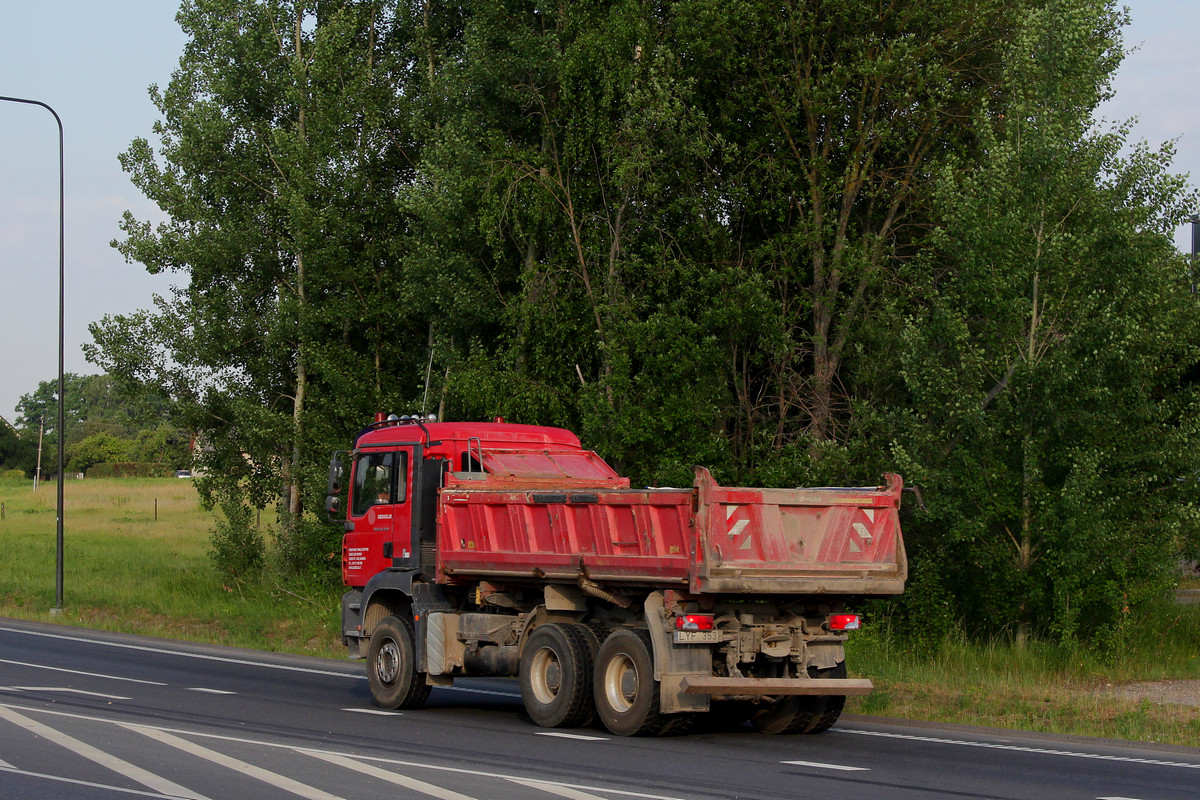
top-left (792, 663), bottom-right (847, 734)
top-left (520, 623), bottom-right (597, 728)
top-left (750, 662), bottom-right (847, 734)
top-left (594, 629), bottom-right (663, 736)
top-left (367, 615), bottom-right (431, 709)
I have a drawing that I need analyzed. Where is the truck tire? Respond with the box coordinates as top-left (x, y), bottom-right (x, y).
top-left (792, 663), bottom-right (847, 734)
top-left (520, 623), bottom-right (597, 728)
top-left (594, 629), bottom-right (663, 736)
top-left (750, 662), bottom-right (847, 734)
top-left (367, 615), bottom-right (432, 710)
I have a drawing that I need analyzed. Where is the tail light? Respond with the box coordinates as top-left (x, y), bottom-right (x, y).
top-left (675, 613), bottom-right (715, 632)
top-left (828, 613), bottom-right (861, 631)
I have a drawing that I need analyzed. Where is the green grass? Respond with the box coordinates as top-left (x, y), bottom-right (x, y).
top-left (0, 477), bottom-right (342, 656)
top-left (845, 611), bottom-right (1200, 747)
top-left (2, 477), bottom-right (1198, 747)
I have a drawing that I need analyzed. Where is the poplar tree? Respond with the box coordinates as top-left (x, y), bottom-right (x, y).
top-left (91, 0), bottom-right (423, 537)
top-left (881, 0), bottom-right (1200, 645)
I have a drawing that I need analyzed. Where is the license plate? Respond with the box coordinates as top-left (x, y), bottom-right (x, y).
top-left (673, 630), bottom-right (719, 644)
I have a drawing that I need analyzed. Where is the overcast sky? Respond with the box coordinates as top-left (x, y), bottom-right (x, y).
top-left (1, 1), bottom-right (1198, 422)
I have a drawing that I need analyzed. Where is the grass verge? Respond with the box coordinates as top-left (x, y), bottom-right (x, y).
top-left (2, 477), bottom-right (1198, 747)
top-left (845, 610), bottom-right (1200, 747)
top-left (0, 477), bottom-right (342, 657)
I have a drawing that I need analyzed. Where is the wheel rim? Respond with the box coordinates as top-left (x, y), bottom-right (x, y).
top-left (603, 652), bottom-right (638, 714)
top-left (376, 639), bottom-right (400, 686)
top-left (529, 646), bottom-right (562, 705)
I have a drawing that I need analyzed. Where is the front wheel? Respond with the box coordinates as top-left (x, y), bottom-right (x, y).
top-left (367, 615), bottom-right (431, 710)
top-left (594, 629), bottom-right (662, 736)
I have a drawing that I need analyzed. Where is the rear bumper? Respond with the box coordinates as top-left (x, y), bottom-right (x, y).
top-left (680, 676), bottom-right (874, 697)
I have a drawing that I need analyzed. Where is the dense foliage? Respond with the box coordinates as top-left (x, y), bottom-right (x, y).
top-left (90, 0), bottom-right (1200, 645)
top-left (0, 373), bottom-right (187, 477)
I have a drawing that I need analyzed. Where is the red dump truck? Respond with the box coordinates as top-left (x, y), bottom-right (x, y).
top-left (330, 415), bottom-right (905, 736)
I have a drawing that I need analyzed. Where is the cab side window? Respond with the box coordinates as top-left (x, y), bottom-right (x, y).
top-left (352, 452), bottom-right (392, 516)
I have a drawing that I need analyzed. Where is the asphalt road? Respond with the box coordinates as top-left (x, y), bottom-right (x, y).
top-left (0, 617), bottom-right (1196, 800)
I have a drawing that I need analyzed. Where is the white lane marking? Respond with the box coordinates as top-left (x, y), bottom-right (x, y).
top-left (0, 624), bottom-right (527, 699)
top-left (840, 728), bottom-right (1200, 769)
top-left (12, 686), bottom-right (131, 700)
top-left (533, 731), bottom-right (608, 741)
top-left (0, 657), bottom-right (168, 686)
top-left (445, 685), bottom-right (522, 698)
top-left (0, 705), bottom-right (208, 800)
top-left (0, 757), bottom-right (13, 769)
top-left (509, 777), bottom-right (615, 799)
top-left (781, 760), bottom-right (870, 772)
top-left (128, 725), bottom-right (345, 800)
top-left (307, 750), bottom-right (479, 800)
top-left (5, 703), bottom-right (689, 800)
top-left (0, 762), bottom-right (192, 798)
top-left (186, 688), bottom-right (236, 695)
top-left (342, 707), bottom-right (402, 716)
top-left (0, 625), bottom-right (360, 680)
top-left (1098, 797), bottom-right (1146, 799)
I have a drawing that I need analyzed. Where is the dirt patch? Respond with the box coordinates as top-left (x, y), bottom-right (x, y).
top-left (1098, 680), bottom-right (1200, 707)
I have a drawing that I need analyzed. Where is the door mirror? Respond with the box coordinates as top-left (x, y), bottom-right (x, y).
top-left (326, 450), bottom-right (346, 522)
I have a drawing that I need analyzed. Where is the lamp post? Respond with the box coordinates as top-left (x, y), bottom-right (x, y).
top-left (0, 94), bottom-right (65, 613)
top-left (1189, 215), bottom-right (1200, 295)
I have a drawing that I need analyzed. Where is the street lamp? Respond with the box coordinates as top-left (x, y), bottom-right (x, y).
top-left (1190, 215), bottom-right (1200, 295)
top-left (0, 94), bottom-right (65, 613)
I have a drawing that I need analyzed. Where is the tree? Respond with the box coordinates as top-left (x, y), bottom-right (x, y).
top-left (15, 373), bottom-right (89, 444)
top-left (68, 432), bottom-right (130, 474)
top-left (91, 0), bottom-right (428, 529)
top-left (879, 0), bottom-right (1200, 646)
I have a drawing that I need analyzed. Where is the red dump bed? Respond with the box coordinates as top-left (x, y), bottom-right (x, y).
top-left (437, 464), bottom-right (906, 596)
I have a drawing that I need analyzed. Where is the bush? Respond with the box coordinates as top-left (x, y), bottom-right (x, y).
top-left (209, 502), bottom-right (264, 583)
top-left (273, 515), bottom-right (342, 583)
top-left (86, 462), bottom-right (173, 479)
top-left (0, 468), bottom-right (28, 484)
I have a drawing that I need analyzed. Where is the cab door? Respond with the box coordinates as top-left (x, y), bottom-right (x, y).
top-left (343, 448), bottom-right (412, 584)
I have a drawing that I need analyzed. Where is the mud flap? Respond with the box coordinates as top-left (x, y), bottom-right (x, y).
top-left (644, 592), bottom-right (710, 714)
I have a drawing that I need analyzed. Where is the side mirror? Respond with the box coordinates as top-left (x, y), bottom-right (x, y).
top-left (326, 450), bottom-right (347, 522)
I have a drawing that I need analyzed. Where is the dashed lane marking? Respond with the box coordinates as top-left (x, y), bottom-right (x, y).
top-left (533, 731), bottom-right (608, 741)
top-left (0, 625), bottom-right (359, 680)
top-left (0, 705), bottom-right (207, 800)
top-left (342, 707), bottom-right (403, 716)
top-left (780, 760), bottom-right (870, 772)
top-left (12, 687), bottom-right (131, 701)
top-left (186, 688), bottom-right (236, 695)
top-left (0, 657), bottom-right (167, 686)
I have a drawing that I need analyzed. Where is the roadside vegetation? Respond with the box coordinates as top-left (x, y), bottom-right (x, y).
top-left (2, 476), bottom-right (1197, 747)
top-left (0, 477), bottom-right (340, 657)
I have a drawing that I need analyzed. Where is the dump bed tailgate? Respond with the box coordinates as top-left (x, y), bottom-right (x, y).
top-left (692, 468), bottom-right (905, 595)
